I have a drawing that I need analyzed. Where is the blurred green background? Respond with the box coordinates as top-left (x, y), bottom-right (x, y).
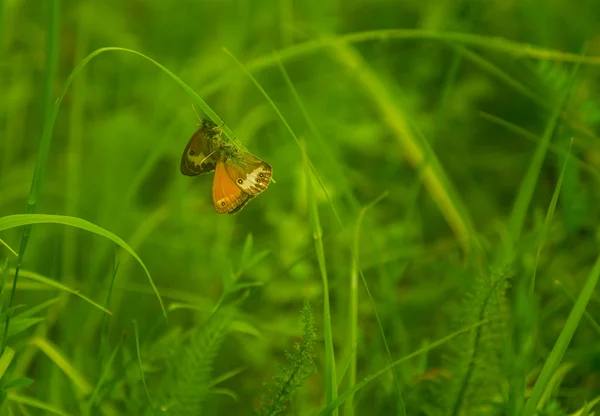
top-left (1, 0), bottom-right (600, 415)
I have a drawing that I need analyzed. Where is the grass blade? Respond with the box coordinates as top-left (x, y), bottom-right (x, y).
top-left (86, 335), bottom-right (124, 415)
top-left (133, 321), bottom-right (155, 414)
top-left (329, 38), bottom-right (476, 255)
top-left (0, 214), bottom-right (164, 319)
top-left (7, 394), bottom-right (72, 416)
top-left (507, 54), bottom-right (581, 245)
top-left (307, 159), bottom-right (338, 414)
top-left (200, 29), bottom-right (600, 111)
top-left (5, 0), bottom-right (60, 358)
top-left (316, 319), bottom-right (492, 416)
top-left (530, 139), bottom-right (573, 294)
top-left (0, 346), bottom-right (15, 379)
top-left (479, 112), bottom-right (600, 184)
top-left (0, 239), bottom-right (17, 258)
top-left (344, 192), bottom-right (389, 416)
top-left (0, 268), bottom-right (111, 315)
top-left (54, 46), bottom-right (244, 149)
top-left (30, 337), bottom-right (92, 396)
top-left (274, 52), bottom-right (360, 211)
top-left (522, 254), bottom-right (600, 415)
top-left (226, 46), bottom-right (406, 414)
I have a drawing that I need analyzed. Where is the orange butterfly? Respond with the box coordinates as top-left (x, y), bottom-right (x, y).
top-left (181, 119), bottom-right (272, 214)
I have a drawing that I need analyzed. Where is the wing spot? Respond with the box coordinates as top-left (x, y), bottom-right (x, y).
top-left (221, 201), bottom-right (226, 207)
top-left (259, 173), bottom-right (264, 177)
top-left (189, 151), bottom-right (195, 155)
top-left (237, 179), bottom-right (243, 184)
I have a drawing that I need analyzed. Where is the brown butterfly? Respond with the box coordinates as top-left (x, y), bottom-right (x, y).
top-left (181, 119), bottom-right (272, 214)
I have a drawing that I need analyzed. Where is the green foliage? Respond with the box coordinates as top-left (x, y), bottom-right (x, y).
top-left (1, 0), bottom-right (600, 414)
top-left (257, 300), bottom-right (316, 416)
top-left (431, 267), bottom-right (511, 416)
top-left (157, 307), bottom-right (234, 415)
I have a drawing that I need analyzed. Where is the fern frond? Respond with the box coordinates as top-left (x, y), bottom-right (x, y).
top-left (158, 307), bottom-right (233, 415)
top-left (257, 300), bottom-right (317, 416)
top-left (433, 265), bottom-right (512, 416)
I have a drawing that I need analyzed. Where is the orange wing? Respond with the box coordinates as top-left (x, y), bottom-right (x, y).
top-left (212, 161), bottom-right (252, 214)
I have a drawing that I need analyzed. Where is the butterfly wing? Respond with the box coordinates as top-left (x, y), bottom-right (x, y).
top-left (224, 153), bottom-right (272, 196)
top-left (180, 121), bottom-right (221, 176)
top-left (212, 160), bottom-right (252, 214)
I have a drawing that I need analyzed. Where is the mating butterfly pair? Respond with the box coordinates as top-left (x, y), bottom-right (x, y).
top-left (180, 119), bottom-right (272, 214)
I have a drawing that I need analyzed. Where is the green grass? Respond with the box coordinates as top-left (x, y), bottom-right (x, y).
top-left (1, 1), bottom-right (600, 415)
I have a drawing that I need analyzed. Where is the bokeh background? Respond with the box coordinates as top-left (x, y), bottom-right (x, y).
top-left (1, 0), bottom-right (600, 415)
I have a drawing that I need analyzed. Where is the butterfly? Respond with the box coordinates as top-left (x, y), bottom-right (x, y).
top-left (181, 118), bottom-right (272, 214)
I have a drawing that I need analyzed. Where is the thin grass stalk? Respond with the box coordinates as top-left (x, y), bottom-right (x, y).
top-left (0, 0), bottom-right (5, 189)
top-left (507, 48), bottom-right (583, 245)
top-left (343, 192), bottom-right (388, 416)
top-left (329, 38), bottom-right (475, 256)
top-left (2, 0), bottom-right (60, 355)
top-left (479, 112), bottom-right (600, 184)
top-left (274, 55), bottom-right (361, 211)
top-left (225, 46), bottom-right (405, 414)
top-left (522, 253), bottom-right (600, 415)
top-left (317, 319), bottom-right (493, 416)
top-left (63, 2), bottom-right (89, 289)
top-left (133, 320), bottom-right (155, 414)
top-left (344, 213), bottom-right (360, 416)
top-left (530, 140), bottom-right (573, 295)
top-left (506, 51), bottom-right (583, 415)
top-left (199, 29), bottom-right (600, 109)
top-left (305, 145), bottom-right (338, 415)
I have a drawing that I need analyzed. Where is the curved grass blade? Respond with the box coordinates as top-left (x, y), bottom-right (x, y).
top-left (30, 336), bottom-right (92, 396)
top-left (275, 51), bottom-right (361, 211)
top-left (133, 320), bottom-right (155, 415)
top-left (226, 46), bottom-right (407, 414)
top-left (329, 39), bottom-right (475, 255)
top-left (0, 239), bottom-right (17, 257)
top-left (506, 62), bottom-right (577, 246)
top-left (7, 393), bottom-right (72, 416)
top-left (522, 254), bottom-right (600, 415)
top-left (200, 29), bottom-right (600, 100)
top-left (0, 214), bottom-right (164, 319)
top-left (1, 268), bottom-right (111, 315)
top-left (479, 112), bottom-right (600, 184)
top-left (58, 46), bottom-right (246, 150)
top-left (316, 319), bottom-right (492, 416)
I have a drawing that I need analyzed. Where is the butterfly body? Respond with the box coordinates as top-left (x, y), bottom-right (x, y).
top-left (181, 119), bottom-right (272, 214)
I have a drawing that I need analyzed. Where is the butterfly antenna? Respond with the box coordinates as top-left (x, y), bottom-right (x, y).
top-left (191, 104), bottom-right (202, 123)
top-left (200, 149), bottom-right (219, 166)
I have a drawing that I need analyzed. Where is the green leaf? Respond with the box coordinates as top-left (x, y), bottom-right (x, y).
top-left (0, 347), bottom-right (15, 380)
top-left (7, 318), bottom-right (45, 338)
top-left (16, 297), bottom-right (61, 319)
top-left (0, 305), bottom-right (25, 322)
top-left (4, 378), bottom-right (34, 390)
